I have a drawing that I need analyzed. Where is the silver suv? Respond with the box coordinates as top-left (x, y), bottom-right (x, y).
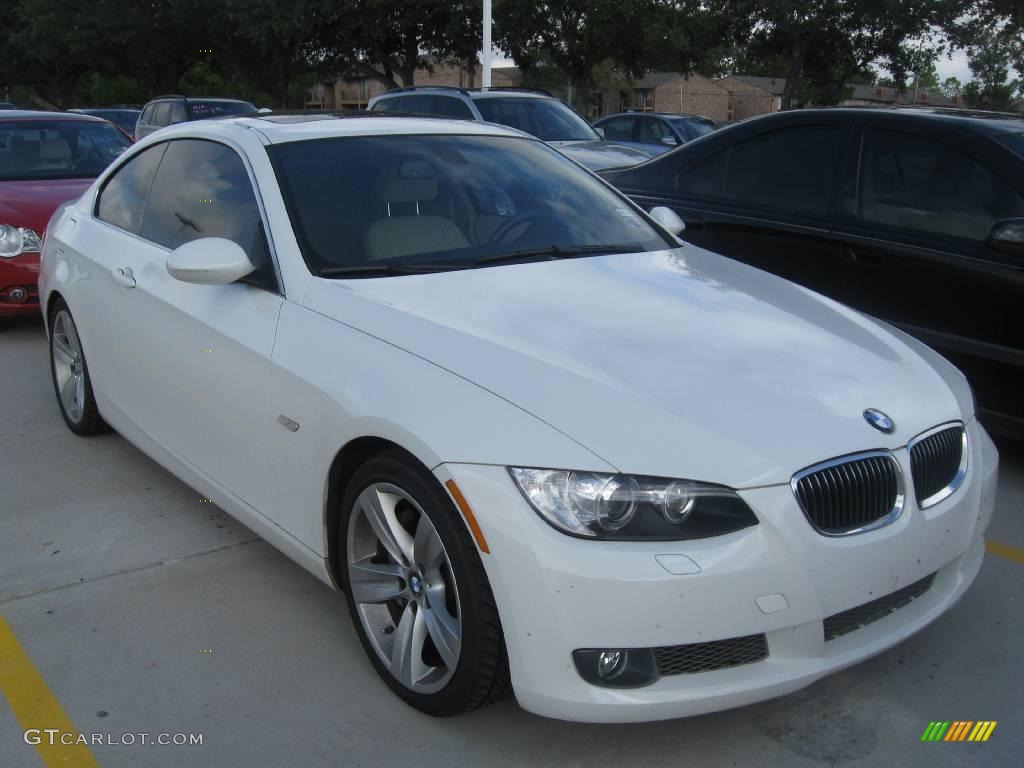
top-left (368, 87), bottom-right (651, 171)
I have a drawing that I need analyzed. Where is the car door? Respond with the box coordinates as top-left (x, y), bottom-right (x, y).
top-left (624, 121), bottom-right (846, 287)
top-left (95, 137), bottom-right (283, 519)
top-left (637, 116), bottom-right (679, 155)
top-left (829, 122), bottom-right (1024, 432)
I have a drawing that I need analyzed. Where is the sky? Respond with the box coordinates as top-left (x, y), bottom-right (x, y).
top-left (934, 48), bottom-right (973, 83)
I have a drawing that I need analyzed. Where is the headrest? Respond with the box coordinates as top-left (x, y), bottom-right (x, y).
top-left (39, 139), bottom-right (71, 161)
top-left (376, 158), bottom-right (439, 203)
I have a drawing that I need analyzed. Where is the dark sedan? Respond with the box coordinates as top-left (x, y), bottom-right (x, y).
top-left (602, 107), bottom-right (1024, 438)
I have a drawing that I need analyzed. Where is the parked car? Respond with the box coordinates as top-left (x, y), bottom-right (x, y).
top-left (134, 95), bottom-right (256, 140)
top-left (368, 86), bottom-right (651, 170)
top-left (0, 110), bottom-right (130, 322)
top-left (68, 108), bottom-right (142, 136)
top-left (40, 112), bottom-right (996, 723)
top-left (602, 107), bottom-right (1024, 439)
top-left (0, 102), bottom-right (17, 110)
top-left (593, 112), bottom-right (718, 155)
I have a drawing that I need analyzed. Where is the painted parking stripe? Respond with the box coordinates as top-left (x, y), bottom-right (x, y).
top-left (0, 615), bottom-right (99, 768)
top-left (986, 540), bottom-right (1024, 566)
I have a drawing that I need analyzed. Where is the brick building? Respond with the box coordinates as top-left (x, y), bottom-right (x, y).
top-left (718, 76), bottom-right (786, 121)
top-left (594, 72), bottom-right (732, 122)
top-left (839, 83), bottom-right (962, 108)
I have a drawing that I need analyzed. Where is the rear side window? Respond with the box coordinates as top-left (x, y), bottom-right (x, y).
top-left (152, 103), bottom-right (170, 126)
top-left (371, 97), bottom-right (404, 112)
top-left (601, 116), bottom-right (636, 142)
top-left (167, 101), bottom-right (188, 125)
top-left (858, 128), bottom-right (1024, 241)
top-left (431, 96), bottom-right (474, 119)
top-left (139, 139), bottom-right (273, 288)
top-left (723, 126), bottom-right (840, 215)
top-left (640, 118), bottom-right (676, 146)
top-left (141, 105), bottom-right (155, 124)
top-left (95, 144), bottom-right (167, 233)
top-left (676, 150), bottom-right (727, 197)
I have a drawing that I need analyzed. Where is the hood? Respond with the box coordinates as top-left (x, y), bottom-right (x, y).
top-left (303, 248), bottom-right (962, 488)
top-left (0, 178), bottom-right (92, 235)
top-left (548, 140), bottom-right (652, 170)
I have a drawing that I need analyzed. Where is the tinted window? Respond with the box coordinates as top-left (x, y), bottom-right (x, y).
top-left (640, 118), bottom-right (676, 146)
top-left (676, 150), bottom-right (727, 197)
top-left (269, 135), bottom-right (668, 276)
top-left (723, 126), bottom-right (840, 215)
top-left (155, 103), bottom-right (173, 126)
top-left (474, 97), bottom-right (597, 141)
top-left (430, 96), bottom-right (474, 119)
top-left (859, 129), bottom-right (1024, 241)
top-left (96, 144), bottom-right (167, 232)
top-left (188, 100), bottom-right (256, 119)
top-left (167, 101), bottom-right (188, 125)
top-left (601, 117), bottom-right (636, 142)
top-left (399, 95), bottom-right (435, 115)
top-left (141, 140), bottom-right (270, 285)
top-left (673, 117), bottom-right (716, 141)
top-left (141, 105), bottom-right (155, 124)
top-left (371, 97), bottom-right (404, 112)
top-left (0, 119), bottom-right (131, 181)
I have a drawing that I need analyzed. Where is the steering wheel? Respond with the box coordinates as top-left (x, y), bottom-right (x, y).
top-left (486, 211), bottom-right (561, 246)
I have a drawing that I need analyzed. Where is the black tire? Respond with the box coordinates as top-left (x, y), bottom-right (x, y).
top-left (339, 450), bottom-right (510, 716)
top-left (48, 298), bottom-right (108, 436)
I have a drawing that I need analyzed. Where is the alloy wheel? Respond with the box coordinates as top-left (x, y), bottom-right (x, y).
top-left (51, 309), bottom-right (86, 424)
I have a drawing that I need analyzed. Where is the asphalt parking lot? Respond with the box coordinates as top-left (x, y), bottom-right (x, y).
top-left (2, 315), bottom-right (1022, 768)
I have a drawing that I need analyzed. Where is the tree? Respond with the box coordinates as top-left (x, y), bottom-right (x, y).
top-left (962, 30), bottom-right (1021, 110)
top-left (940, 76), bottom-right (962, 98)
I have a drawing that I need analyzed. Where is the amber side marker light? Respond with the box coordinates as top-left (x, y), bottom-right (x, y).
top-left (445, 479), bottom-right (490, 554)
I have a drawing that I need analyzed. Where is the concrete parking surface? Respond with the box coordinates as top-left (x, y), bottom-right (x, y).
top-left (2, 315), bottom-right (1022, 768)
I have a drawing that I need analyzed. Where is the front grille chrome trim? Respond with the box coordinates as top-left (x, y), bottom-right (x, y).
top-left (907, 422), bottom-right (968, 509)
top-left (791, 451), bottom-right (905, 537)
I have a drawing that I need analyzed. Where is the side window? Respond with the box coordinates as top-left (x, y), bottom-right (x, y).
top-left (167, 101), bottom-right (188, 125)
top-left (400, 95), bottom-right (433, 115)
top-left (723, 125), bottom-right (840, 215)
top-left (859, 129), bottom-right (1024, 241)
top-left (431, 96), bottom-right (474, 119)
top-left (140, 105), bottom-right (155, 124)
top-left (676, 149), bottom-right (727, 197)
top-left (601, 116), bottom-right (635, 142)
top-left (152, 103), bottom-right (170, 127)
top-left (140, 139), bottom-right (274, 288)
top-left (640, 118), bottom-right (676, 146)
top-left (372, 97), bottom-right (404, 112)
top-left (95, 144), bottom-right (168, 233)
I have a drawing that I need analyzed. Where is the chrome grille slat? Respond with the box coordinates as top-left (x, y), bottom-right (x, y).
top-left (908, 423), bottom-right (966, 509)
top-left (792, 451), bottom-right (903, 536)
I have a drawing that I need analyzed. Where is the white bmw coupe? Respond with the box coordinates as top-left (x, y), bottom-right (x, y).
top-left (39, 113), bottom-right (998, 722)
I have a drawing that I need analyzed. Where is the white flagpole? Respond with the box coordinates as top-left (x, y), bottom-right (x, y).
top-left (482, 0), bottom-right (492, 89)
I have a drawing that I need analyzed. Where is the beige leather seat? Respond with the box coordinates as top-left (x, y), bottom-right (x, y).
top-left (38, 138), bottom-right (72, 168)
top-left (365, 169), bottom-right (469, 261)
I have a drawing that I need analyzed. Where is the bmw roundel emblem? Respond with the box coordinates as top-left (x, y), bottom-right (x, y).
top-left (863, 408), bottom-right (895, 434)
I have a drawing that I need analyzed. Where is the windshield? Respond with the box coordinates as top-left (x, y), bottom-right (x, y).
top-left (87, 110), bottom-right (140, 134)
top-left (672, 117), bottom-right (717, 141)
top-left (474, 97), bottom-right (598, 141)
top-left (996, 131), bottom-right (1024, 159)
top-left (189, 100), bottom-right (256, 119)
top-left (0, 119), bottom-right (131, 181)
top-left (269, 134), bottom-right (668, 277)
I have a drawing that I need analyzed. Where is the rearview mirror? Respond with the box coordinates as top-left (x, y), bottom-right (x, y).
top-left (166, 238), bottom-right (254, 285)
top-left (988, 218), bottom-right (1024, 257)
top-left (648, 206), bottom-right (686, 236)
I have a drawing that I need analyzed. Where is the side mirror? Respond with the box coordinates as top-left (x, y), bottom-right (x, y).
top-left (594, 126), bottom-right (606, 139)
top-left (988, 218), bottom-right (1024, 257)
top-left (660, 135), bottom-right (679, 147)
top-left (648, 206), bottom-right (686, 236)
top-left (166, 237), bottom-right (254, 285)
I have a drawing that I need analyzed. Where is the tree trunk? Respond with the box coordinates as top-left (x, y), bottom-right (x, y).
top-left (780, 44), bottom-right (805, 110)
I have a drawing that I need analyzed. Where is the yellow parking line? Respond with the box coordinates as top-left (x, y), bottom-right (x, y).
top-left (986, 539), bottom-right (1024, 566)
top-left (0, 615), bottom-right (99, 768)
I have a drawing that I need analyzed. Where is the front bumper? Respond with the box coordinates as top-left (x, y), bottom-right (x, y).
top-left (436, 418), bottom-right (998, 723)
top-left (0, 252), bottom-right (41, 317)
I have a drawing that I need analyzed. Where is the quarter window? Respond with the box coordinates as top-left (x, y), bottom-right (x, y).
top-left (858, 129), bottom-right (1024, 241)
top-left (167, 101), bottom-right (188, 125)
top-left (430, 96), bottom-right (474, 119)
top-left (152, 103), bottom-right (171, 126)
top-left (601, 117), bottom-right (636, 142)
top-left (95, 144), bottom-right (167, 233)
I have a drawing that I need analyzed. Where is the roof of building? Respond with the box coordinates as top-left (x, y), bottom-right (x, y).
top-left (633, 72), bottom-right (725, 91)
top-left (723, 76), bottom-right (787, 96)
top-left (842, 83), bottom-right (959, 107)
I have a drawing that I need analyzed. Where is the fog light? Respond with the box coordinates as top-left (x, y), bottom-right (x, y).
top-left (573, 648), bottom-right (659, 688)
top-left (8, 287), bottom-right (27, 303)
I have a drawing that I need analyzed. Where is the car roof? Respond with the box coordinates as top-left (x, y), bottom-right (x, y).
top-left (144, 112), bottom-right (535, 144)
top-left (745, 106), bottom-right (1024, 136)
top-left (596, 112), bottom-right (712, 121)
top-left (0, 110), bottom-right (108, 122)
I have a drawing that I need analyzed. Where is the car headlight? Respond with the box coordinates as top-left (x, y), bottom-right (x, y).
top-left (509, 468), bottom-right (758, 540)
top-left (0, 225), bottom-right (43, 258)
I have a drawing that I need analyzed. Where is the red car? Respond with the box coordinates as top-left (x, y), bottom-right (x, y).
top-left (0, 111), bottom-right (131, 322)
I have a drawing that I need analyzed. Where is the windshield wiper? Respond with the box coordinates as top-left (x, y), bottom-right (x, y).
top-left (475, 243), bottom-right (646, 266)
top-left (318, 263), bottom-right (469, 277)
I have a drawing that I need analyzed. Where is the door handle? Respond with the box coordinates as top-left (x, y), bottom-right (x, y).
top-left (111, 266), bottom-right (136, 288)
top-left (844, 247), bottom-right (886, 266)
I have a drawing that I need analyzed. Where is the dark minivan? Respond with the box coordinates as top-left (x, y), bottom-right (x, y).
top-left (602, 107), bottom-right (1024, 438)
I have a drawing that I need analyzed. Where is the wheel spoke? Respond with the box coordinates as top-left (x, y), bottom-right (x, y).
top-left (348, 556), bottom-right (406, 604)
top-left (59, 373), bottom-right (78, 415)
top-left (390, 602), bottom-right (429, 688)
top-left (64, 316), bottom-right (83, 356)
top-left (422, 603), bottom-right (461, 671)
top-left (52, 335), bottom-right (75, 366)
top-left (358, 487), bottom-right (414, 565)
top-left (413, 515), bottom-right (445, 572)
